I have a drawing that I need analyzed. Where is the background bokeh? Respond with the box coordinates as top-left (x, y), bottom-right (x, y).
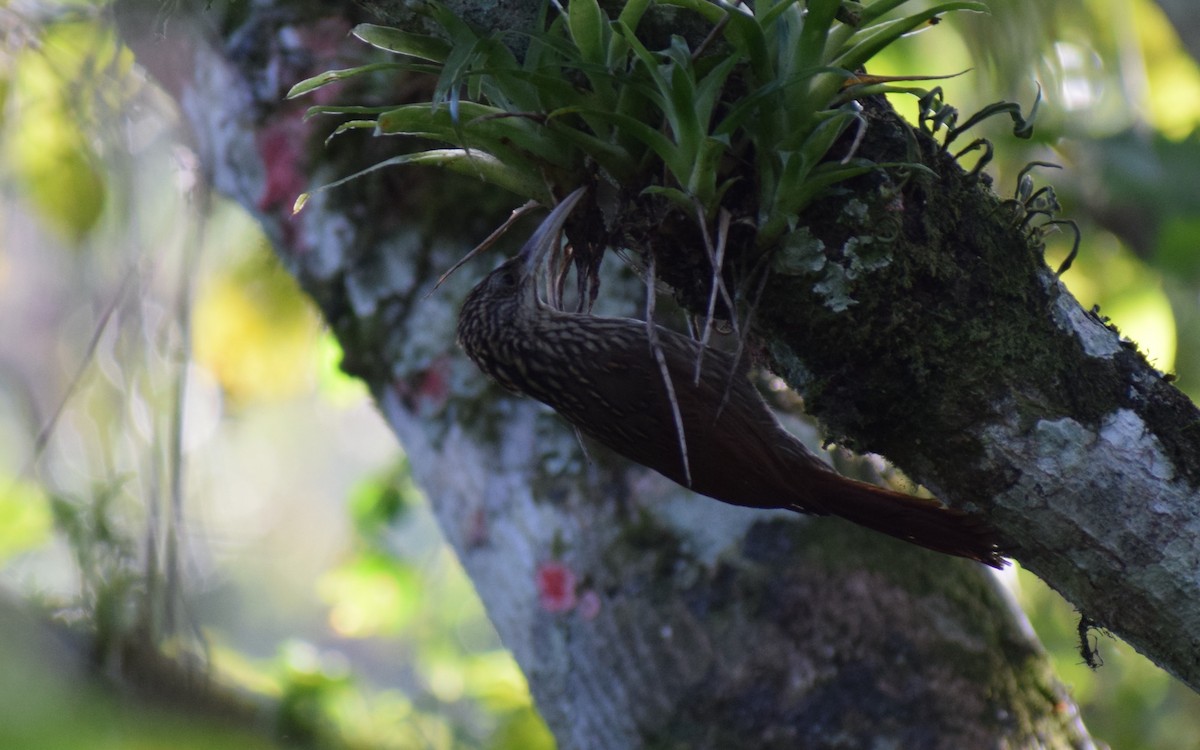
top-left (1, 0), bottom-right (1199, 746)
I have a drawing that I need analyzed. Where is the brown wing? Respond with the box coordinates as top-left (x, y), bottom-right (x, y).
top-left (522, 311), bottom-right (1004, 567)
top-left (525, 312), bottom-right (832, 511)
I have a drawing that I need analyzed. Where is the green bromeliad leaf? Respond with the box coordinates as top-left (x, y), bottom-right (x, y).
top-left (293, 0), bottom-right (1003, 245)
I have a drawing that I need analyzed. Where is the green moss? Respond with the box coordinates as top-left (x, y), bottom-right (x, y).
top-left (747, 102), bottom-right (1137, 494)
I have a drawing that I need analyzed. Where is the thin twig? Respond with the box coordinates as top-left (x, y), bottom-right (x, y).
top-left (693, 204), bottom-right (737, 385)
top-left (17, 261), bottom-right (141, 483)
top-left (694, 0), bottom-right (748, 60)
top-left (645, 255), bottom-right (691, 487)
top-left (162, 180), bottom-right (210, 649)
top-left (720, 252), bottom-right (772, 414)
top-left (430, 200), bottom-right (539, 294)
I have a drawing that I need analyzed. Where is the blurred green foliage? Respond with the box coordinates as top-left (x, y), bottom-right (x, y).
top-left (1, 17), bottom-right (128, 243)
top-left (1018, 568), bottom-right (1200, 750)
top-left (0, 480), bottom-right (54, 561)
top-left (2, 1), bottom-right (1200, 748)
top-left (193, 249), bottom-right (325, 406)
top-left (0, 597), bottom-right (280, 749)
top-left (293, 0), bottom-right (1014, 246)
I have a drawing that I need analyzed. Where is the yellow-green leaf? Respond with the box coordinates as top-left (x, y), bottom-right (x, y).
top-left (568, 0), bottom-right (606, 65)
top-left (352, 23), bottom-right (452, 62)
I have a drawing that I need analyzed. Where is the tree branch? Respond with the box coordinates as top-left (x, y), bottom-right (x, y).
top-left (112, 1), bottom-right (1116, 747)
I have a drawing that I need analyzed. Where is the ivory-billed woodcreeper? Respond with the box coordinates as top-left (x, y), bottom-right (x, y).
top-left (457, 188), bottom-right (1003, 568)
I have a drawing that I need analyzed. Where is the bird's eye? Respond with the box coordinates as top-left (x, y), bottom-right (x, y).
top-left (497, 270), bottom-right (516, 288)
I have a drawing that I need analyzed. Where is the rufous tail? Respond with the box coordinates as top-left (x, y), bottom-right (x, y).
top-left (803, 472), bottom-right (1006, 568)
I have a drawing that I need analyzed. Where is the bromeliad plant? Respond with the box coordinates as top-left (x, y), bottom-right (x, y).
top-left (289, 0), bottom-right (991, 248)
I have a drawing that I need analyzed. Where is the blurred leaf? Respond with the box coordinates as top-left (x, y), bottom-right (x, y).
top-left (276, 640), bottom-right (354, 746)
top-left (319, 553), bottom-right (423, 637)
top-left (489, 708), bottom-right (556, 750)
top-left (315, 333), bottom-right (370, 404)
top-left (462, 650), bottom-right (537, 712)
top-left (6, 67), bottom-right (106, 242)
top-left (210, 642), bottom-right (283, 699)
top-left (348, 460), bottom-right (417, 537)
top-left (2, 21), bottom-right (134, 244)
top-left (0, 480), bottom-right (54, 562)
top-left (1157, 215), bottom-right (1200, 281)
top-left (193, 255), bottom-right (321, 404)
top-left (0, 601), bottom-right (282, 749)
top-left (948, 0), bottom-right (1091, 99)
top-left (1136, 0), bottom-right (1200, 139)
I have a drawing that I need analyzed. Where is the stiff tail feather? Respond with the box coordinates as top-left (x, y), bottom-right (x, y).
top-left (802, 472), bottom-right (1006, 569)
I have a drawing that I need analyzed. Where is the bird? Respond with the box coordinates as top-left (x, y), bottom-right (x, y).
top-left (457, 187), bottom-right (1004, 568)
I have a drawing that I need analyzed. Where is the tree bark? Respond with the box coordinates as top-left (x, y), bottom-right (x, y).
top-left (109, 1), bottom-right (1146, 747)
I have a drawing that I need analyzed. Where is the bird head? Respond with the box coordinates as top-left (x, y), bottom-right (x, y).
top-left (469, 187), bottom-right (588, 311)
